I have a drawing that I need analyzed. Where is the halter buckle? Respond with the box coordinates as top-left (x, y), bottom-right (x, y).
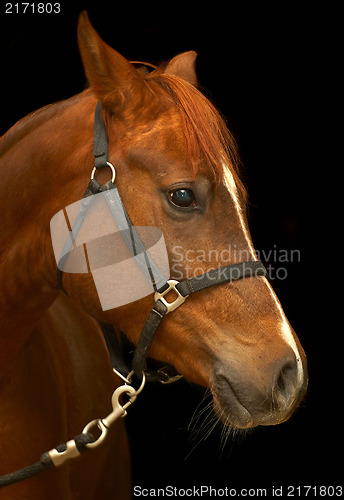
top-left (154, 280), bottom-right (187, 314)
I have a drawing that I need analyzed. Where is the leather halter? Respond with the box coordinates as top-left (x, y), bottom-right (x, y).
top-left (56, 102), bottom-right (267, 382)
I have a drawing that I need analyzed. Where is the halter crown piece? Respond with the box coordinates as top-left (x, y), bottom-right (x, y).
top-left (57, 101), bottom-right (268, 383)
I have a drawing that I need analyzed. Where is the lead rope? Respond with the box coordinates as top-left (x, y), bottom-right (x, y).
top-left (0, 372), bottom-right (145, 488)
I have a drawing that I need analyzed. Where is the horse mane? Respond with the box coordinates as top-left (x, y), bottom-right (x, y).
top-left (148, 72), bottom-right (247, 201)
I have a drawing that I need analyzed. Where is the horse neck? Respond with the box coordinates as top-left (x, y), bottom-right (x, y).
top-left (0, 91), bottom-right (97, 366)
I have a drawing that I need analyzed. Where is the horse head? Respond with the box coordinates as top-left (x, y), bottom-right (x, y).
top-left (53, 12), bottom-right (307, 429)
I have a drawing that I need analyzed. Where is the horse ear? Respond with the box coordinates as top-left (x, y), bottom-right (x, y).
top-left (164, 51), bottom-right (198, 86)
top-left (77, 11), bottom-right (147, 110)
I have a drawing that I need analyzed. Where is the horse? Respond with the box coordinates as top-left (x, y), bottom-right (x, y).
top-left (0, 11), bottom-right (308, 499)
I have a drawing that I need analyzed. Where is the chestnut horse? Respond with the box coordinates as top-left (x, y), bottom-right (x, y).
top-left (0, 12), bottom-right (307, 499)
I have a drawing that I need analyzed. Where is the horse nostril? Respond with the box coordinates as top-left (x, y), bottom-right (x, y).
top-left (276, 371), bottom-right (287, 395)
top-left (273, 358), bottom-right (298, 409)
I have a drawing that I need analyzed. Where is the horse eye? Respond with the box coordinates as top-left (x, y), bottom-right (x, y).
top-left (168, 188), bottom-right (196, 208)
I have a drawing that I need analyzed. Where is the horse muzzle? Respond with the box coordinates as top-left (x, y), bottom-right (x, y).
top-left (211, 350), bottom-right (308, 429)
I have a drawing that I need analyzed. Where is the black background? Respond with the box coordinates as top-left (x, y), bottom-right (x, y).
top-left (0, 1), bottom-right (338, 497)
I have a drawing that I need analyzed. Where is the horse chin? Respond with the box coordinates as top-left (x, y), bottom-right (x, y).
top-left (211, 386), bottom-right (293, 430)
top-left (211, 389), bottom-right (256, 430)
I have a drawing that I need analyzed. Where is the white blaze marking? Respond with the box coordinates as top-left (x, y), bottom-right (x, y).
top-left (222, 163), bottom-right (304, 387)
top-left (263, 278), bottom-right (304, 387)
top-left (222, 164), bottom-right (256, 259)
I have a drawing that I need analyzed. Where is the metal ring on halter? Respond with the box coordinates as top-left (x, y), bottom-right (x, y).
top-left (125, 370), bottom-right (146, 396)
top-left (91, 161), bottom-right (116, 183)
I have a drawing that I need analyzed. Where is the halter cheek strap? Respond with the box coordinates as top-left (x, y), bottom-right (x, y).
top-left (56, 102), bottom-right (267, 383)
top-left (93, 100), bottom-right (109, 169)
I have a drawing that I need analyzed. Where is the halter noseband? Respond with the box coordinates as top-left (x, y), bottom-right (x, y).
top-left (56, 102), bottom-right (267, 382)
